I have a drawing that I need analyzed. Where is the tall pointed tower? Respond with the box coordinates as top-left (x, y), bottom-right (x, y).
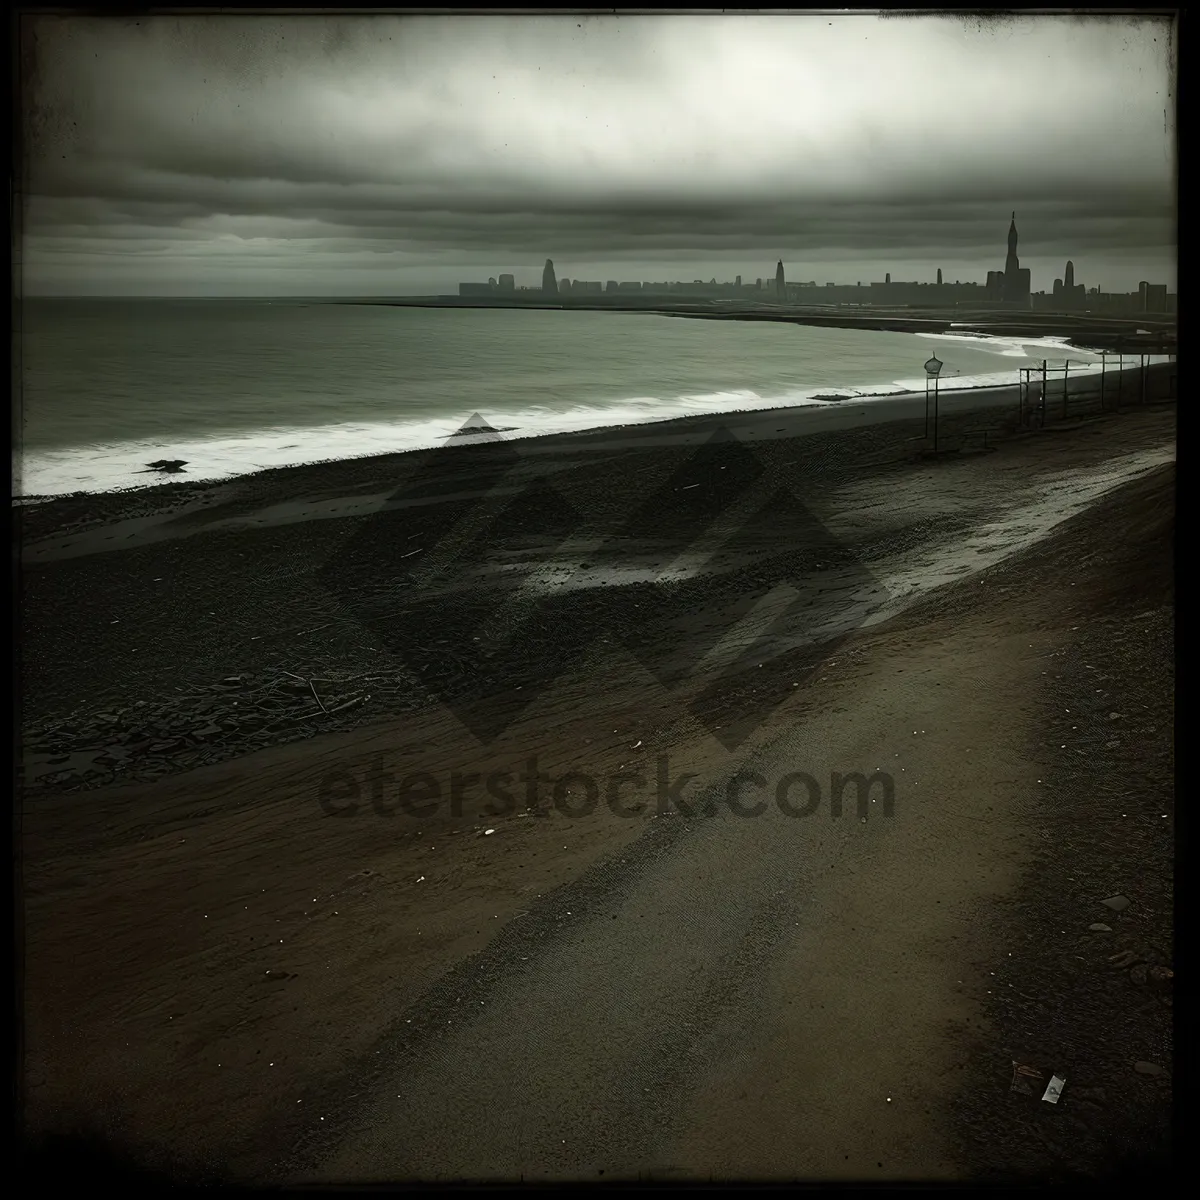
top-left (1004, 212), bottom-right (1020, 282)
top-left (775, 260), bottom-right (786, 299)
top-left (1002, 212), bottom-right (1030, 304)
top-left (542, 259), bottom-right (558, 296)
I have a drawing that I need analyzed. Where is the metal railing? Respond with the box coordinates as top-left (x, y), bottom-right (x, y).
top-left (1017, 354), bottom-right (1176, 430)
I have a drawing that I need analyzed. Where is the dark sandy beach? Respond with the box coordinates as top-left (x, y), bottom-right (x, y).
top-left (18, 380), bottom-right (1175, 1183)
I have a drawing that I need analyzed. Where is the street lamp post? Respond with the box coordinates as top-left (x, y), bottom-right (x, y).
top-left (924, 355), bottom-right (944, 451)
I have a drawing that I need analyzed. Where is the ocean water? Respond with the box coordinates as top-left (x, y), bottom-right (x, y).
top-left (15, 298), bottom-right (1128, 498)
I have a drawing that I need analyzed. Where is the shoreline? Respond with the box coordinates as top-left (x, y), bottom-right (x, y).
top-left (14, 359), bottom-right (1173, 509)
top-left (20, 398), bottom-right (1176, 791)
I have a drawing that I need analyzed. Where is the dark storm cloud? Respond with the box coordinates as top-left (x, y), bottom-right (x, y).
top-left (19, 13), bottom-right (1175, 294)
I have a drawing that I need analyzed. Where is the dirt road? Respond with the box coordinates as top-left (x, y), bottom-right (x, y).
top-left (307, 604), bottom-right (1039, 1181)
top-left (304, 459), bottom-right (1174, 1184)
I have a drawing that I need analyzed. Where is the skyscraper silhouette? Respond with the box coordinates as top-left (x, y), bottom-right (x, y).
top-left (1065, 261), bottom-right (1075, 290)
top-left (1001, 212), bottom-right (1031, 305)
top-left (775, 260), bottom-right (785, 299)
top-left (1004, 213), bottom-right (1020, 289)
top-left (937, 268), bottom-right (942, 286)
top-left (542, 259), bottom-right (558, 296)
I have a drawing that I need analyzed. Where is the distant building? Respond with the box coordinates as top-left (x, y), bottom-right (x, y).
top-left (775, 260), bottom-right (786, 299)
top-left (937, 268), bottom-right (942, 286)
top-left (1050, 260), bottom-right (1086, 309)
top-left (983, 214), bottom-right (1031, 304)
top-left (1140, 281), bottom-right (1168, 313)
top-left (543, 259), bottom-right (558, 296)
top-left (572, 281), bottom-right (603, 295)
top-left (605, 281), bottom-right (619, 294)
top-left (1065, 261), bottom-right (1084, 308)
top-left (1001, 213), bottom-right (1031, 305)
top-left (618, 281), bottom-right (642, 293)
top-left (459, 282), bottom-right (495, 296)
top-left (885, 272), bottom-right (891, 284)
top-left (498, 274), bottom-right (515, 292)
top-left (559, 278), bottom-right (571, 293)
top-left (488, 277), bottom-right (497, 288)
top-left (736, 275), bottom-right (742, 288)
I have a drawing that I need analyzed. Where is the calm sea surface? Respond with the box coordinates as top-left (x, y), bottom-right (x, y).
top-left (16, 299), bottom-right (1106, 497)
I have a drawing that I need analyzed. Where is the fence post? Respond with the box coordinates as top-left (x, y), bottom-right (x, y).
top-left (1100, 353), bottom-right (1106, 411)
top-left (1041, 359), bottom-right (1048, 427)
top-left (1063, 359), bottom-right (1070, 419)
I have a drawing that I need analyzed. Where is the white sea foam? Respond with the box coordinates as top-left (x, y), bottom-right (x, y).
top-left (13, 347), bottom-right (1173, 500)
top-left (15, 389), bottom-right (832, 498)
top-left (915, 331), bottom-right (1095, 359)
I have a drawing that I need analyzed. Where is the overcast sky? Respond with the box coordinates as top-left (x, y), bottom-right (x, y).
top-left (19, 12), bottom-right (1176, 297)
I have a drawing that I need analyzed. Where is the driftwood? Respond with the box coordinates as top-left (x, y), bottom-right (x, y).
top-left (276, 667), bottom-right (329, 714)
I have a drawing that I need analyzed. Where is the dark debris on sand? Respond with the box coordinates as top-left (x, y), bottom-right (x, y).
top-left (945, 464), bottom-right (1174, 1183)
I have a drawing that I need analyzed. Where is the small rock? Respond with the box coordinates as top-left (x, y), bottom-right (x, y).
top-left (1100, 895), bottom-right (1130, 912)
top-left (1134, 1062), bottom-right (1163, 1077)
top-left (1147, 965), bottom-right (1173, 990)
top-left (1089, 923), bottom-right (1113, 932)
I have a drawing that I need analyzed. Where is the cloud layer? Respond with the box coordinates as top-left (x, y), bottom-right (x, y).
top-left (20, 14), bottom-right (1177, 295)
